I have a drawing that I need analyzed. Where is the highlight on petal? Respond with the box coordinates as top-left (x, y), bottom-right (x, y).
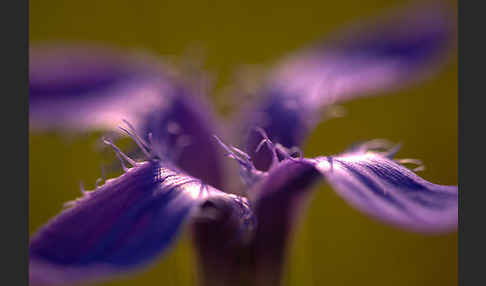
top-left (242, 5), bottom-right (454, 170)
top-left (248, 145), bottom-right (457, 237)
top-left (310, 151), bottom-right (458, 233)
top-left (29, 157), bottom-right (253, 285)
top-left (239, 140), bottom-right (457, 285)
top-left (29, 161), bottom-right (197, 285)
top-left (29, 44), bottom-right (224, 188)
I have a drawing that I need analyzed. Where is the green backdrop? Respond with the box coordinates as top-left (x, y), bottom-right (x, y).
top-left (29, 0), bottom-right (458, 285)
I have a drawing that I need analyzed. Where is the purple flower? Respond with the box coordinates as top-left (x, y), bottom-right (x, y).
top-left (29, 5), bottom-right (457, 286)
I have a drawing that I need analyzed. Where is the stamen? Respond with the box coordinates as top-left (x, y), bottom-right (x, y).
top-left (413, 166), bottom-right (425, 172)
top-left (147, 132), bottom-right (164, 160)
top-left (63, 200), bottom-right (76, 209)
top-left (101, 164), bottom-right (106, 181)
top-left (79, 181), bottom-right (86, 194)
top-left (253, 127), bottom-right (279, 168)
top-left (95, 178), bottom-right (103, 188)
top-left (383, 143), bottom-right (402, 158)
top-left (396, 158), bottom-right (426, 172)
top-left (275, 144), bottom-right (292, 160)
top-left (274, 143), bottom-right (304, 161)
top-left (288, 146), bottom-right (303, 159)
top-left (123, 120), bottom-right (151, 149)
top-left (119, 119), bottom-right (152, 159)
top-left (396, 158), bottom-right (423, 165)
top-left (362, 139), bottom-right (394, 151)
top-left (102, 137), bottom-right (137, 171)
top-left (350, 139), bottom-right (402, 158)
top-left (213, 135), bottom-right (264, 187)
top-left (325, 105), bottom-right (347, 119)
top-left (231, 146), bottom-right (251, 161)
top-left (213, 135), bottom-right (248, 166)
top-left (255, 138), bottom-right (270, 153)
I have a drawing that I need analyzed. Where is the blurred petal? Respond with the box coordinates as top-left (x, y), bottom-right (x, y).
top-left (140, 93), bottom-right (225, 188)
top-left (29, 159), bottom-right (251, 285)
top-left (29, 44), bottom-right (169, 131)
top-left (29, 44), bottom-right (224, 187)
top-left (243, 6), bottom-right (454, 170)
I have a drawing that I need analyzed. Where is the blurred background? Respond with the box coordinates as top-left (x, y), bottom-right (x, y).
top-left (29, 0), bottom-right (457, 285)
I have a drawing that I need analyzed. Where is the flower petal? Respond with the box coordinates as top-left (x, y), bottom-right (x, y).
top-left (29, 160), bottom-right (251, 285)
top-left (247, 160), bottom-right (322, 286)
top-left (29, 44), bottom-right (169, 131)
top-left (244, 146), bottom-right (456, 285)
top-left (139, 93), bottom-right (225, 188)
top-left (249, 150), bottom-right (457, 238)
top-left (311, 152), bottom-right (458, 233)
top-left (243, 6), bottom-right (453, 170)
top-left (29, 44), bottom-right (224, 188)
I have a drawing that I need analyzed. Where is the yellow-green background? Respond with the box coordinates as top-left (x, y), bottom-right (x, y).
top-left (29, 0), bottom-right (458, 285)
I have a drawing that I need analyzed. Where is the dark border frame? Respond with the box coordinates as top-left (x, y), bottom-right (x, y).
top-left (459, 0), bottom-right (482, 285)
top-left (3, 0), bottom-right (29, 285)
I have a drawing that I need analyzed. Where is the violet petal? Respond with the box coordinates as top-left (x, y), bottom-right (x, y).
top-left (29, 44), bottom-right (224, 188)
top-left (244, 6), bottom-right (453, 170)
top-left (247, 160), bottom-right (322, 286)
top-left (29, 160), bottom-right (250, 285)
top-left (244, 146), bottom-right (456, 285)
top-left (29, 44), bottom-right (170, 131)
top-left (310, 151), bottom-right (457, 233)
top-left (140, 93), bottom-right (225, 188)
